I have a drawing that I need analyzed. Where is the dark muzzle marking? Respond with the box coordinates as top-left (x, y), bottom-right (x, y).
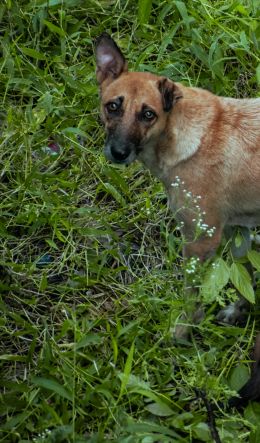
top-left (110, 144), bottom-right (131, 161)
top-left (104, 134), bottom-right (138, 165)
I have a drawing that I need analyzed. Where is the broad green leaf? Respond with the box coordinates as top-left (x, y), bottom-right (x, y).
top-left (234, 4), bottom-right (248, 15)
top-left (138, 0), bottom-right (152, 25)
top-left (193, 422), bottom-right (211, 442)
top-left (117, 320), bottom-right (140, 338)
top-left (1, 411), bottom-right (31, 430)
top-left (8, 78), bottom-right (33, 86)
top-left (200, 258), bottom-right (230, 302)
top-left (175, 1), bottom-right (192, 31)
top-left (249, 425), bottom-right (260, 443)
top-left (240, 31), bottom-right (250, 51)
top-left (31, 377), bottom-right (72, 401)
top-left (119, 341), bottom-right (135, 398)
top-left (54, 228), bottom-right (66, 242)
top-left (122, 373), bottom-right (150, 390)
top-left (190, 44), bottom-right (209, 67)
top-left (0, 354), bottom-right (26, 361)
top-left (38, 91), bottom-right (53, 114)
top-left (230, 263), bottom-right (255, 303)
top-left (75, 333), bottom-right (103, 350)
top-left (229, 364), bottom-right (249, 391)
top-left (145, 402), bottom-right (175, 417)
top-left (129, 387), bottom-right (180, 415)
top-left (39, 274), bottom-right (48, 292)
top-left (171, 412), bottom-right (194, 429)
top-left (103, 166), bottom-right (129, 194)
top-left (45, 238), bottom-right (59, 250)
top-left (245, 402), bottom-right (260, 426)
top-left (61, 127), bottom-right (88, 138)
top-left (102, 182), bottom-right (126, 206)
top-left (43, 19), bottom-right (66, 37)
top-left (19, 46), bottom-right (46, 60)
top-left (210, 43), bottom-right (224, 79)
top-left (248, 250), bottom-right (260, 272)
top-left (125, 421), bottom-right (184, 440)
top-left (235, 232), bottom-right (243, 248)
top-left (130, 388), bottom-right (167, 402)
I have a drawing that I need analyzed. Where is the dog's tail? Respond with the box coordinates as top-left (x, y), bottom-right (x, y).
top-left (228, 333), bottom-right (260, 409)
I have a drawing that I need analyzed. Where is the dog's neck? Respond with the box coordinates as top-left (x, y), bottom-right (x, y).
top-left (138, 87), bottom-right (222, 187)
top-left (138, 100), bottom-right (205, 185)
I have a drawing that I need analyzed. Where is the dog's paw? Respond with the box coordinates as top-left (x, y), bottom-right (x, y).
top-left (216, 298), bottom-right (249, 325)
top-left (173, 323), bottom-right (191, 341)
top-left (172, 306), bottom-right (205, 341)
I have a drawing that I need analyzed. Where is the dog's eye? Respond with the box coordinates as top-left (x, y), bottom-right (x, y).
top-left (143, 110), bottom-right (156, 121)
top-left (106, 102), bottom-right (119, 112)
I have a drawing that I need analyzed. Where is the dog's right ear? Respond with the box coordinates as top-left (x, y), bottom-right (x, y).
top-left (95, 33), bottom-right (128, 85)
top-left (158, 78), bottom-right (183, 112)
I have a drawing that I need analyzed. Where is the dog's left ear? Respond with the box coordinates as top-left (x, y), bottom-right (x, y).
top-left (95, 33), bottom-right (128, 85)
top-left (158, 78), bottom-right (182, 112)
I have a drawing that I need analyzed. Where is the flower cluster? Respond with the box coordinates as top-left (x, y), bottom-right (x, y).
top-left (185, 256), bottom-right (200, 274)
top-left (171, 176), bottom-right (216, 239)
top-left (192, 218), bottom-right (216, 238)
top-left (32, 429), bottom-right (51, 442)
top-left (211, 261), bottom-right (220, 270)
top-left (171, 175), bottom-right (184, 188)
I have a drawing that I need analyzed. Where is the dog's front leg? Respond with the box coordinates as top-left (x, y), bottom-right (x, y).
top-left (173, 221), bottom-right (223, 340)
top-left (183, 228), bottom-right (223, 262)
top-left (175, 203), bottom-right (223, 261)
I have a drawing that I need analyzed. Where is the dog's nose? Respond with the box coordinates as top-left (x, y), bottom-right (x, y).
top-left (110, 145), bottom-right (130, 162)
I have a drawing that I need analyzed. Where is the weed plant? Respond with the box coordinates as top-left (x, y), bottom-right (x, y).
top-left (0, 1), bottom-right (260, 442)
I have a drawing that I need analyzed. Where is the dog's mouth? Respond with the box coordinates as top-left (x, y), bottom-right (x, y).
top-left (104, 142), bottom-right (138, 165)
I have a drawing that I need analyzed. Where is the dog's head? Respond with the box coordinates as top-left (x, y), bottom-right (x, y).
top-left (95, 33), bottom-right (182, 165)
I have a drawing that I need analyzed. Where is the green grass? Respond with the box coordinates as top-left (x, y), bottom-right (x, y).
top-left (1, 0), bottom-right (260, 442)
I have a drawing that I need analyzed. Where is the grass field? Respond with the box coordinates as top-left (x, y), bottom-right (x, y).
top-left (1, 1), bottom-right (260, 442)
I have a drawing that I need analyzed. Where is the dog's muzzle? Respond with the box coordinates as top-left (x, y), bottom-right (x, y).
top-left (104, 140), bottom-right (137, 165)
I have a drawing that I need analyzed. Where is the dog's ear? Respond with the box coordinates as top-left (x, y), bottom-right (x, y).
top-left (158, 78), bottom-right (182, 112)
top-left (95, 33), bottom-right (128, 85)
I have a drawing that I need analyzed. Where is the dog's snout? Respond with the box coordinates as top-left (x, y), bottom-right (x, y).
top-left (104, 135), bottom-right (137, 165)
top-left (110, 144), bottom-right (130, 161)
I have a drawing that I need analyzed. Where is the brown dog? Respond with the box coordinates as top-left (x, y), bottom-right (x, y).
top-left (95, 33), bottom-right (260, 261)
top-left (95, 34), bottom-right (260, 408)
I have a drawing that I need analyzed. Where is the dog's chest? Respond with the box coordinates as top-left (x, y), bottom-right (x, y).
top-left (138, 138), bottom-right (178, 184)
